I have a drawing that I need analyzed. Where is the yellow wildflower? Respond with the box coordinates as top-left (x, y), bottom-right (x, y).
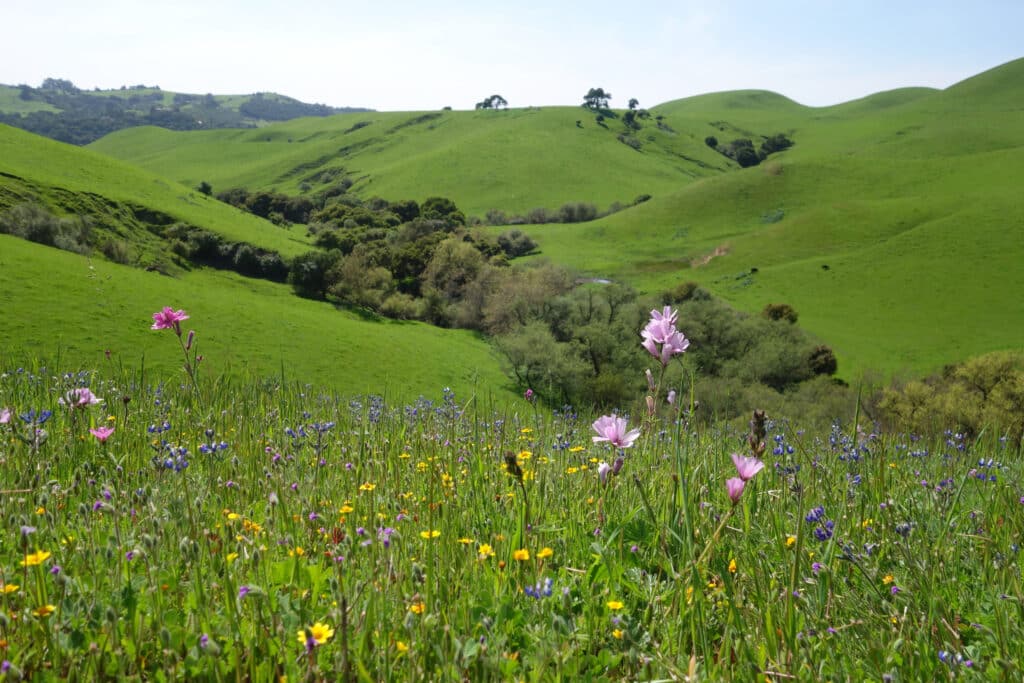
top-left (359, 482), bottom-right (376, 492)
top-left (785, 535), bottom-right (796, 548)
top-left (297, 622), bottom-right (334, 646)
top-left (419, 530), bottom-right (441, 539)
top-left (409, 602), bottom-right (426, 615)
top-left (728, 558), bottom-right (737, 574)
top-left (226, 552), bottom-right (239, 563)
top-left (513, 549), bottom-right (530, 561)
top-left (606, 600), bottom-right (624, 610)
top-left (1, 584), bottom-right (19, 594)
top-left (457, 537), bottom-right (473, 545)
top-left (537, 547), bottom-right (553, 560)
top-left (612, 628), bottom-right (624, 640)
top-left (21, 550), bottom-right (51, 567)
top-left (339, 504), bottom-right (354, 514)
top-left (478, 543), bottom-right (495, 559)
top-left (396, 640), bottom-right (409, 653)
top-left (33, 604), bottom-right (56, 618)
top-left (882, 574), bottom-right (894, 585)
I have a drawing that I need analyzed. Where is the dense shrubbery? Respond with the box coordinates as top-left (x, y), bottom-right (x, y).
top-left (707, 132), bottom-right (794, 168)
top-left (876, 350), bottom-right (1024, 441)
top-left (481, 196), bottom-right (650, 227)
top-left (0, 202), bottom-right (92, 254)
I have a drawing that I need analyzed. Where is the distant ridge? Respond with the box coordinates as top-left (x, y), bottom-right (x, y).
top-left (0, 78), bottom-right (373, 145)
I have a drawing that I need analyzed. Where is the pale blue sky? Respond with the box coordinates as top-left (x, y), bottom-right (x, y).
top-left (2, 1), bottom-right (1022, 110)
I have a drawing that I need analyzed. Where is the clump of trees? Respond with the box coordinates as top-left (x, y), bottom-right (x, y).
top-left (705, 133), bottom-right (794, 168)
top-left (475, 95), bottom-right (508, 110)
top-left (481, 195), bottom-right (651, 227)
top-left (0, 202), bottom-right (92, 254)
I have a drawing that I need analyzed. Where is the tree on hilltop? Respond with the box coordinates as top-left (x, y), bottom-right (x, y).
top-left (582, 88), bottom-right (612, 110)
top-left (475, 94), bottom-right (508, 110)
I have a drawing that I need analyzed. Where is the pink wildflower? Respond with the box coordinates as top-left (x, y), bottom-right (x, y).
top-left (726, 477), bottom-right (746, 505)
top-left (731, 453), bottom-right (765, 481)
top-left (597, 461), bottom-right (611, 485)
top-left (89, 426), bottom-right (115, 442)
top-left (60, 388), bottom-right (102, 409)
top-left (151, 307), bottom-right (190, 335)
top-left (592, 414), bottom-right (641, 449)
top-left (0, 407), bottom-right (10, 424)
top-left (641, 306), bottom-right (690, 365)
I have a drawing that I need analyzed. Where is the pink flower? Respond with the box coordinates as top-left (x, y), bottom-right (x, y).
top-left (60, 388), bottom-right (102, 409)
top-left (597, 461), bottom-right (611, 485)
top-left (151, 307), bottom-right (190, 335)
top-left (0, 407), bottom-right (10, 424)
top-left (592, 414), bottom-right (641, 449)
top-left (726, 477), bottom-right (746, 505)
top-left (641, 307), bottom-right (690, 366)
top-left (731, 453), bottom-right (765, 481)
top-left (89, 426), bottom-right (115, 442)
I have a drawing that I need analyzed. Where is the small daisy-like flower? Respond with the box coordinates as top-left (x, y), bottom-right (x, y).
top-left (728, 558), bottom-right (737, 574)
top-left (1, 584), bottom-right (19, 594)
top-left (339, 503), bottom-right (354, 514)
top-left (513, 549), bottom-right (530, 561)
top-left (359, 482), bottom-right (376, 492)
top-left (419, 530), bottom-right (440, 539)
top-left (477, 543), bottom-right (495, 559)
top-left (882, 574), bottom-right (894, 585)
top-left (20, 550), bottom-right (52, 567)
top-left (606, 600), bottom-right (624, 610)
top-left (395, 640), bottom-right (409, 653)
top-left (612, 629), bottom-right (624, 640)
top-left (457, 537), bottom-right (473, 545)
top-left (409, 602), bottom-right (426, 615)
top-left (33, 604), bottom-right (56, 618)
top-left (297, 622), bottom-right (334, 647)
top-left (785, 535), bottom-right (797, 548)
top-left (537, 547), bottom-right (553, 560)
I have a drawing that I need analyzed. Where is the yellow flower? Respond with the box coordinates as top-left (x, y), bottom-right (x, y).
top-left (107, 415), bottom-right (116, 422)
top-left (1, 584), bottom-right (19, 594)
top-left (785, 535), bottom-right (796, 548)
top-left (520, 427), bottom-right (533, 434)
top-left (862, 518), bottom-right (874, 529)
top-left (339, 504), bottom-right (354, 514)
top-left (33, 604), bottom-right (56, 618)
top-left (569, 446), bottom-right (585, 453)
top-left (226, 512), bottom-right (240, 521)
top-left (21, 550), bottom-right (51, 567)
top-left (728, 558), bottom-right (737, 573)
top-left (35, 506), bottom-right (46, 515)
top-left (478, 543), bottom-right (495, 559)
top-left (396, 640), bottom-right (409, 653)
top-left (685, 585), bottom-right (694, 605)
top-left (513, 549), bottom-right (530, 561)
top-left (297, 622), bottom-right (334, 646)
top-left (359, 482), bottom-right (376, 492)
top-left (420, 530), bottom-right (441, 539)
top-left (289, 546), bottom-right (305, 557)
top-left (565, 467), bottom-right (579, 475)
top-left (882, 574), bottom-right (894, 585)
top-left (409, 602), bottom-right (426, 615)
top-left (606, 600), bottom-right (624, 610)
top-left (399, 452), bottom-right (411, 459)
top-left (612, 628), bottom-right (624, 640)
top-left (457, 537), bottom-right (473, 545)
top-left (517, 450), bottom-right (532, 460)
top-left (537, 547), bottom-right (553, 560)
top-left (226, 552), bottom-right (239, 563)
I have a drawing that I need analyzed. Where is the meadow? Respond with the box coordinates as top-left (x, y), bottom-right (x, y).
top-left (0, 305), bottom-right (1020, 681)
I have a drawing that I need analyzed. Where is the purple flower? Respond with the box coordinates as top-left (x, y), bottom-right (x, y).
top-left (151, 306), bottom-right (190, 335)
top-left (731, 453), bottom-right (765, 481)
top-left (524, 388), bottom-right (535, 402)
top-left (640, 306), bottom-right (690, 366)
top-left (238, 585), bottom-right (250, 599)
top-left (199, 633), bottom-right (210, 649)
top-left (0, 407), bottom-right (11, 424)
top-left (592, 415), bottom-right (640, 449)
top-left (811, 562), bottom-right (823, 574)
top-left (891, 585), bottom-right (900, 595)
top-left (726, 477), bottom-right (745, 505)
top-left (597, 461), bottom-right (611, 485)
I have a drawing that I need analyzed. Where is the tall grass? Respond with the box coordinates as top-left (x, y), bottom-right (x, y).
top-left (0, 311), bottom-right (1020, 680)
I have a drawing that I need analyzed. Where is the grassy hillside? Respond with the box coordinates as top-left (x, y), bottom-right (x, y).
top-left (0, 123), bottom-right (311, 263)
top-left (33, 57), bottom-right (1024, 382)
top-left (0, 234), bottom-right (512, 402)
top-left (89, 107), bottom-right (733, 216)
top-left (518, 58), bottom-right (1024, 378)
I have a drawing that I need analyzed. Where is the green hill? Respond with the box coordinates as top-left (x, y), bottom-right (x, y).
top-left (8, 57), bottom-right (1024, 384)
top-left (0, 123), bottom-right (312, 266)
top-left (0, 234), bottom-right (511, 403)
top-left (0, 79), bottom-right (372, 145)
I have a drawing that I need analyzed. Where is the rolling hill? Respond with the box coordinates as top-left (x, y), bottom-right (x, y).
top-left (5, 57), bottom-right (1023, 386)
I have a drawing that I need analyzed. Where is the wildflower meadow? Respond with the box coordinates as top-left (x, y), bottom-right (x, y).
top-left (0, 306), bottom-right (1021, 681)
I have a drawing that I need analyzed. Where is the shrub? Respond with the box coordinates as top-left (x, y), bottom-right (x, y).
top-left (762, 303), bottom-right (798, 324)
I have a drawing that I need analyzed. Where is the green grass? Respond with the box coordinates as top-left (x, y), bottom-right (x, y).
top-left (0, 86), bottom-right (59, 114)
top-left (0, 354), bottom-right (1020, 679)
top-left (89, 107), bottom-right (729, 216)
top-left (0, 124), bottom-right (312, 259)
top-left (0, 235), bottom-right (513, 403)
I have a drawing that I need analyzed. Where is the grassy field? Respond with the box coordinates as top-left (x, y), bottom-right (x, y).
top-left (0, 235), bottom-right (513, 404)
top-left (0, 329), bottom-right (1020, 679)
top-left (0, 86), bottom-right (60, 114)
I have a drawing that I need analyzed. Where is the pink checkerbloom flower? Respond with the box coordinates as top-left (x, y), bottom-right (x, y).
top-left (151, 307), bottom-right (190, 335)
top-left (641, 306), bottom-right (690, 366)
top-left (592, 414), bottom-right (641, 449)
top-left (60, 388), bottom-right (102, 409)
top-left (731, 453), bottom-right (765, 481)
top-left (89, 426), bottom-right (115, 442)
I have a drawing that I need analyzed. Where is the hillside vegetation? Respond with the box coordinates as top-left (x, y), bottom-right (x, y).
top-left (0, 78), bottom-right (371, 144)
top-left (4, 58), bottom-right (1022, 396)
top-left (0, 234), bottom-right (510, 402)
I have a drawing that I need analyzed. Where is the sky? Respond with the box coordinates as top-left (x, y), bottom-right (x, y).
top-left (2, 0), bottom-right (1023, 111)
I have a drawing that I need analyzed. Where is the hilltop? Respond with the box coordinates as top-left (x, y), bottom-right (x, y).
top-left (0, 78), bottom-right (372, 145)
